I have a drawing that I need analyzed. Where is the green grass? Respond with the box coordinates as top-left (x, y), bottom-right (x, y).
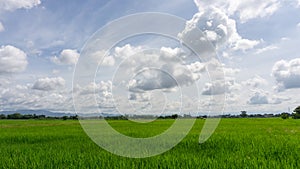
top-left (0, 118), bottom-right (299, 168)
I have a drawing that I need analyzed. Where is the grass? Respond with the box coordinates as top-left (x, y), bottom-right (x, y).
top-left (0, 118), bottom-right (299, 168)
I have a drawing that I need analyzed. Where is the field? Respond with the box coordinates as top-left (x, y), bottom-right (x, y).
top-left (0, 118), bottom-right (299, 168)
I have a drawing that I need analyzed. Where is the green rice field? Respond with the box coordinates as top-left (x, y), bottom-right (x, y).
top-left (0, 118), bottom-right (299, 168)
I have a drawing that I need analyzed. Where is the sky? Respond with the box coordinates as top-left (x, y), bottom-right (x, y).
top-left (0, 0), bottom-right (300, 115)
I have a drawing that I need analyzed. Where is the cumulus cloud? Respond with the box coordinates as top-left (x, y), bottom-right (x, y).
top-left (128, 92), bottom-right (150, 102)
top-left (232, 39), bottom-right (260, 51)
top-left (0, 45), bottom-right (28, 73)
top-left (89, 50), bottom-right (115, 67)
top-left (201, 65), bottom-right (240, 95)
top-left (0, 22), bottom-right (4, 32)
top-left (51, 49), bottom-right (79, 65)
top-left (268, 95), bottom-right (290, 105)
top-left (73, 81), bottom-right (114, 112)
top-left (179, 7), bottom-right (259, 51)
top-left (194, 0), bottom-right (280, 23)
top-left (0, 0), bottom-right (41, 11)
top-left (76, 81), bottom-right (112, 96)
top-left (202, 80), bottom-right (227, 95)
top-left (0, 83), bottom-right (72, 111)
top-left (32, 77), bottom-right (65, 91)
top-left (114, 44), bottom-right (238, 96)
top-left (201, 79), bottom-right (240, 95)
top-left (101, 56), bottom-right (115, 66)
top-left (272, 58), bottom-right (300, 91)
top-left (242, 75), bottom-right (268, 88)
top-left (115, 46), bottom-right (207, 93)
top-left (128, 68), bottom-right (179, 92)
top-left (248, 92), bottom-right (269, 105)
top-left (114, 44), bottom-right (143, 59)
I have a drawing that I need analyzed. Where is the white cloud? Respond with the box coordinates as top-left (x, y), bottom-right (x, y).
top-left (194, 0), bottom-right (280, 23)
top-left (297, 23), bottom-right (300, 28)
top-left (0, 83), bottom-right (72, 111)
top-left (255, 45), bottom-right (278, 54)
top-left (51, 49), bottom-right (79, 65)
top-left (101, 56), bottom-right (115, 66)
top-left (272, 58), bottom-right (300, 91)
top-left (127, 65), bottom-right (192, 92)
top-left (246, 90), bottom-right (286, 105)
top-left (269, 95), bottom-right (290, 105)
top-left (32, 77), bottom-right (65, 91)
top-left (0, 22), bottom-right (4, 32)
top-left (202, 80), bottom-right (227, 95)
top-left (203, 65), bottom-right (241, 95)
top-left (242, 75), bottom-right (268, 88)
top-left (233, 39), bottom-right (260, 51)
top-left (114, 44), bottom-right (143, 59)
top-left (160, 47), bottom-right (186, 62)
top-left (76, 81), bottom-right (112, 95)
top-left (224, 67), bottom-right (240, 77)
top-left (128, 92), bottom-right (151, 102)
top-left (0, 0), bottom-right (41, 11)
top-left (73, 81), bottom-right (114, 112)
top-left (119, 46), bottom-right (208, 93)
top-left (0, 45), bottom-right (28, 73)
top-left (89, 50), bottom-right (115, 67)
top-left (180, 7), bottom-right (259, 51)
top-left (201, 79), bottom-right (240, 95)
top-left (248, 92), bottom-right (269, 105)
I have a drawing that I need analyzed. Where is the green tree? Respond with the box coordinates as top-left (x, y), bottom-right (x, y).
top-left (0, 114), bottom-right (6, 119)
top-left (281, 112), bottom-right (289, 119)
top-left (62, 116), bottom-right (68, 120)
top-left (171, 114), bottom-right (178, 119)
top-left (7, 113), bottom-right (22, 119)
top-left (240, 111), bottom-right (247, 118)
top-left (292, 106), bottom-right (300, 119)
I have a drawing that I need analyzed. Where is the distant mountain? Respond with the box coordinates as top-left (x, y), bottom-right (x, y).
top-left (0, 110), bottom-right (75, 117)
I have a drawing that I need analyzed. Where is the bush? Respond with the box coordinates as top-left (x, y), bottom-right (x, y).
top-left (281, 112), bottom-right (289, 119)
top-left (0, 114), bottom-right (6, 119)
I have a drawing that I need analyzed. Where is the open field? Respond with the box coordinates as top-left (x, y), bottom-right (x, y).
top-left (0, 118), bottom-right (299, 169)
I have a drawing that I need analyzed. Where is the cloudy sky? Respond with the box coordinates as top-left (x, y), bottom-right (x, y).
top-left (0, 0), bottom-right (300, 115)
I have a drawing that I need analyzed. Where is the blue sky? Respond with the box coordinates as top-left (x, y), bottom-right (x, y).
top-left (0, 0), bottom-right (300, 115)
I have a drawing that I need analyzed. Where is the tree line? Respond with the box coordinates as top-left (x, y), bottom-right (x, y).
top-left (0, 113), bottom-right (78, 120)
top-left (1, 106), bottom-right (299, 120)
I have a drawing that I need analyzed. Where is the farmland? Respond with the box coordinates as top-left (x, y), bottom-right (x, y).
top-left (0, 118), bottom-right (299, 169)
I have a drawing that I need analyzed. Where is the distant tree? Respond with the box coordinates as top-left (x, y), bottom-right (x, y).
top-left (292, 106), bottom-right (300, 119)
top-left (281, 112), bottom-right (290, 119)
top-left (71, 115), bottom-right (78, 120)
top-left (38, 115), bottom-right (46, 119)
top-left (171, 114), bottom-right (178, 119)
top-left (7, 113), bottom-right (22, 119)
top-left (240, 111), bottom-right (247, 118)
top-left (0, 114), bottom-right (6, 119)
top-left (22, 114), bottom-right (33, 119)
top-left (62, 116), bottom-right (68, 120)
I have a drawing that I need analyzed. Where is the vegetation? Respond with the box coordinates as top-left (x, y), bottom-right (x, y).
top-left (0, 113), bottom-right (78, 120)
top-left (280, 112), bottom-right (290, 119)
top-left (0, 118), bottom-right (299, 168)
top-left (240, 111), bottom-right (247, 118)
top-left (292, 106), bottom-right (300, 119)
